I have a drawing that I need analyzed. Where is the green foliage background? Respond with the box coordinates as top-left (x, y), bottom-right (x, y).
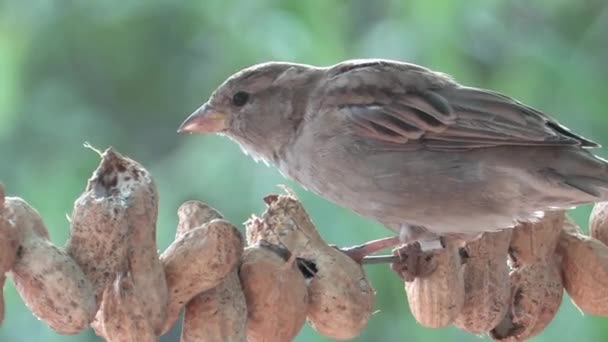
top-left (1, 1), bottom-right (608, 341)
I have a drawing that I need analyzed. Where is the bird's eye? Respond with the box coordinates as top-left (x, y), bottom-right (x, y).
top-left (232, 91), bottom-right (250, 107)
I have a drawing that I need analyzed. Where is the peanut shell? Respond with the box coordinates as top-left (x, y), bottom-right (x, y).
top-left (176, 201), bottom-right (247, 342)
top-left (247, 194), bottom-right (375, 339)
top-left (590, 202), bottom-right (608, 246)
top-left (66, 174), bottom-right (130, 306)
top-left (160, 219), bottom-right (243, 334)
top-left (181, 271), bottom-right (247, 342)
top-left (176, 200), bottom-right (223, 235)
top-left (6, 198), bottom-right (96, 334)
top-left (95, 273), bottom-right (157, 342)
top-left (305, 250), bottom-right (374, 340)
top-left (490, 258), bottom-right (563, 341)
top-left (0, 208), bottom-right (19, 273)
top-left (454, 230), bottom-right (511, 334)
top-left (240, 245), bottom-right (309, 342)
top-left (405, 239), bottom-right (465, 328)
top-left (509, 211), bottom-right (565, 266)
top-left (559, 228), bottom-right (608, 315)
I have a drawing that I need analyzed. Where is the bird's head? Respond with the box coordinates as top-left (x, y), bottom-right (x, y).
top-left (178, 61), bottom-right (321, 163)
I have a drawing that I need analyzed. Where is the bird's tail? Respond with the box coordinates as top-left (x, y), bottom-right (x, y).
top-left (559, 149), bottom-right (608, 202)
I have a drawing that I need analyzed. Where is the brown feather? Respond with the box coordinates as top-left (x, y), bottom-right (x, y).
top-left (330, 66), bottom-right (599, 151)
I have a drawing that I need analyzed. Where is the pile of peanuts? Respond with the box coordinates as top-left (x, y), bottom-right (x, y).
top-left (1, 148), bottom-right (608, 341)
top-left (403, 206), bottom-right (608, 341)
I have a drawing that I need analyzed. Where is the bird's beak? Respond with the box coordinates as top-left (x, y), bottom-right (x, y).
top-left (177, 103), bottom-right (228, 133)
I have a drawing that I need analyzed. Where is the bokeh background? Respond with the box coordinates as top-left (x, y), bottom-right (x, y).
top-left (1, 0), bottom-right (608, 341)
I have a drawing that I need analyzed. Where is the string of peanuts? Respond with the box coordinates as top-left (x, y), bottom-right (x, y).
top-left (1, 147), bottom-right (608, 341)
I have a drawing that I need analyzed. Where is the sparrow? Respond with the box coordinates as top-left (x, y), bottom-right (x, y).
top-left (178, 59), bottom-right (608, 259)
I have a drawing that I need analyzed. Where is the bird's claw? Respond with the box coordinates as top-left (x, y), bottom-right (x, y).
top-left (390, 243), bottom-right (439, 281)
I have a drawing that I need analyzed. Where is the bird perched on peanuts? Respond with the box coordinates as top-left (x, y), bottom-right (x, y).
top-left (178, 59), bottom-right (608, 260)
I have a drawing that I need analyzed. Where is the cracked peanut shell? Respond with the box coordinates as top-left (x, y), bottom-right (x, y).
top-left (490, 258), bottom-right (563, 341)
top-left (240, 245), bottom-right (309, 342)
top-left (247, 194), bottom-right (375, 340)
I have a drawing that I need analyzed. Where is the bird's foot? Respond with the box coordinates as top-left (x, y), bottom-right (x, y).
top-left (390, 243), bottom-right (439, 281)
top-left (338, 236), bottom-right (401, 263)
top-left (337, 225), bottom-right (446, 265)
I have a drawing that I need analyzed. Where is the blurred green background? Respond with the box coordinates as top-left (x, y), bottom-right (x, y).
top-left (1, 0), bottom-right (608, 341)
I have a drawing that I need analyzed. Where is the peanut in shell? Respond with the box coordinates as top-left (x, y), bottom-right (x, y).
top-left (160, 218), bottom-right (244, 334)
top-left (454, 230), bottom-right (511, 334)
top-left (247, 194), bottom-right (375, 340)
top-left (66, 176), bottom-right (130, 306)
top-left (509, 211), bottom-right (565, 266)
top-left (305, 250), bottom-right (374, 340)
top-left (94, 273), bottom-right (157, 342)
top-left (490, 258), bottom-right (563, 341)
top-left (405, 239), bottom-right (465, 328)
top-left (590, 202), bottom-right (608, 246)
top-left (239, 245), bottom-right (309, 342)
top-left (181, 271), bottom-right (247, 342)
top-left (559, 227), bottom-right (608, 316)
top-left (176, 201), bottom-right (247, 342)
top-left (5, 197), bottom-right (96, 335)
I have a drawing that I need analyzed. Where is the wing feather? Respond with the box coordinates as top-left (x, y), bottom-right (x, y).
top-left (327, 64), bottom-right (598, 150)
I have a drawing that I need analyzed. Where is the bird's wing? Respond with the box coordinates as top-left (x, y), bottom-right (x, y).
top-left (323, 60), bottom-right (598, 151)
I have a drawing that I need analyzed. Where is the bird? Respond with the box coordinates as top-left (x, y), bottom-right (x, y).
top-left (178, 59), bottom-right (608, 261)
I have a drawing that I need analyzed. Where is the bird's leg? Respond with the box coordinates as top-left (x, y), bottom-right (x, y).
top-left (391, 224), bottom-right (444, 280)
top-left (338, 236), bottom-right (401, 263)
top-left (337, 225), bottom-right (445, 266)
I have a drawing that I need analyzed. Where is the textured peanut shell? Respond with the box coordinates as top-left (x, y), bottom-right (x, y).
top-left (246, 194), bottom-right (374, 339)
top-left (95, 274), bottom-right (156, 342)
top-left (176, 201), bottom-right (247, 342)
top-left (454, 230), bottom-right (511, 334)
top-left (74, 148), bottom-right (168, 333)
top-left (245, 194), bottom-right (323, 249)
top-left (405, 240), bottom-right (465, 328)
top-left (240, 246), bottom-right (308, 342)
top-left (5, 197), bottom-right (96, 334)
top-left (0, 220), bottom-right (18, 274)
top-left (66, 186), bottom-right (130, 306)
top-left (306, 250), bottom-right (375, 340)
top-left (66, 150), bottom-right (131, 306)
top-left (182, 271), bottom-right (247, 342)
top-left (160, 219), bottom-right (243, 334)
top-left (124, 176), bottom-right (168, 334)
top-left (590, 202), bottom-right (608, 246)
top-left (509, 211), bottom-right (565, 266)
top-left (559, 230), bottom-right (608, 315)
top-left (176, 200), bottom-right (223, 235)
top-left (491, 259), bottom-right (563, 341)
top-left (11, 239), bottom-right (97, 334)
